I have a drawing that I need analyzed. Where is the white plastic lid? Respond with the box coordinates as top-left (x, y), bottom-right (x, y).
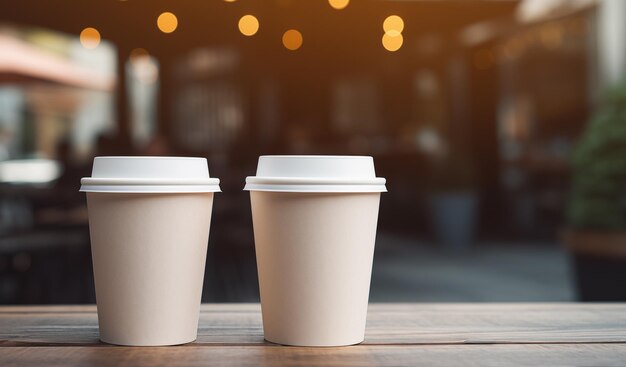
top-left (244, 155), bottom-right (387, 193)
top-left (80, 156), bottom-right (221, 193)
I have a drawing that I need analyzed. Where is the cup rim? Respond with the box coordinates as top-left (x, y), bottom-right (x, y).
top-left (94, 156), bottom-right (207, 160)
top-left (80, 177), bottom-right (221, 193)
top-left (258, 155), bottom-right (373, 159)
top-left (244, 176), bottom-right (386, 193)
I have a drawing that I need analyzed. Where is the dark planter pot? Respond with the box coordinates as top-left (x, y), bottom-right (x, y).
top-left (429, 192), bottom-right (478, 251)
top-left (563, 230), bottom-right (626, 301)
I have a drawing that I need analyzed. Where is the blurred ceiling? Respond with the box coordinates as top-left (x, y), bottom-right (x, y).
top-left (0, 0), bottom-right (519, 62)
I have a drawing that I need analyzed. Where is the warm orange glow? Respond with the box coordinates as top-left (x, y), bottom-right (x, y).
top-left (383, 15), bottom-right (404, 36)
top-left (382, 32), bottom-right (403, 52)
top-left (328, 0), bottom-right (350, 10)
top-left (238, 15), bottom-right (259, 36)
top-left (282, 29), bottom-right (303, 51)
top-left (223, 0), bottom-right (237, 2)
top-left (157, 12), bottom-right (178, 34)
top-left (540, 24), bottom-right (563, 49)
top-left (473, 49), bottom-right (494, 69)
top-left (80, 27), bottom-right (101, 49)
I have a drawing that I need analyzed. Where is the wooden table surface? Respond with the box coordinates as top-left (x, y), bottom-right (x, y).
top-left (2, 303), bottom-right (626, 366)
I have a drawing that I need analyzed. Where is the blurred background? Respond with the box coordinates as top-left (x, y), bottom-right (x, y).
top-left (0, 0), bottom-right (625, 304)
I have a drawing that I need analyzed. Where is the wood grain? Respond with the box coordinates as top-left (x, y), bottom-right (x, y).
top-left (2, 303), bottom-right (626, 345)
top-left (2, 304), bottom-right (626, 366)
top-left (1, 344), bottom-right (626, 367)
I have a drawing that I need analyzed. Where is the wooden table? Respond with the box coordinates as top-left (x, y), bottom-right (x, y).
top-left (2, 303), bottom-right (626, 366)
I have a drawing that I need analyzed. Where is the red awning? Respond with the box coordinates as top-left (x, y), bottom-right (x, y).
top-left (0, 35), bottom-right (114, 91)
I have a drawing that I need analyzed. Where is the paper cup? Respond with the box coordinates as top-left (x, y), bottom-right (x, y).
top-left (245, 156), bottom-right (386, 346)
top-left (81, 157), bottom-right (220, 346)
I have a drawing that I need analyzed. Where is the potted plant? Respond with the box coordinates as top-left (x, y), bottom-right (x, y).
top-left (428, 149), bottom-right (479, 252)
top-left (565, 82), bottom-right (626, 301)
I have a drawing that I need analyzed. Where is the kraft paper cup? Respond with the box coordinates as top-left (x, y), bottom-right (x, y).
top-left (245, 155), bottom-right (386, 347)
top-left (80, 157), bottom-right (220, 346)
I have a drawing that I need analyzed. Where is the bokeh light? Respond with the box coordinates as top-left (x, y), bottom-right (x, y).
top-left (282, 29), bottom-right (303, 51)
top-left (157, 12), bottom-right (178, 34)
top-left (79, 27), bottom-right (101, 49)
top-left (383, 15), bottom-right (404, 36)
top-left (238, 15), bottom-right (259, 36)
top-left (382, 32), bottom-right (403, 52)
top-left (328, 0), bottom-right (350, 10)
top-left (129, 49), bottom-right (159, 85)
top-left (130, 48), bottom-right (149, 61)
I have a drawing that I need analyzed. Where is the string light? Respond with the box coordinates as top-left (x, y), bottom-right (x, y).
top-left (328, 0), bottom-right (350, 10)
top-left (282, 29), bottom-right (303, 51)
top-left (80, 27), bottom-right (101, 49)
top-left (383, 15), bottom-right (404, 36)
top-left (130, 48), bottom-right (149, 61)
top-left (238, 15), bottom-right (259, 36)
top-left (382, 32), bottom-right (403, 52)
top-left (157, 12), bottom-right (178, 33)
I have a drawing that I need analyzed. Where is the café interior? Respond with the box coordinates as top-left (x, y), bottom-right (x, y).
top-left (1, 0), bottom-right (624, 304)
